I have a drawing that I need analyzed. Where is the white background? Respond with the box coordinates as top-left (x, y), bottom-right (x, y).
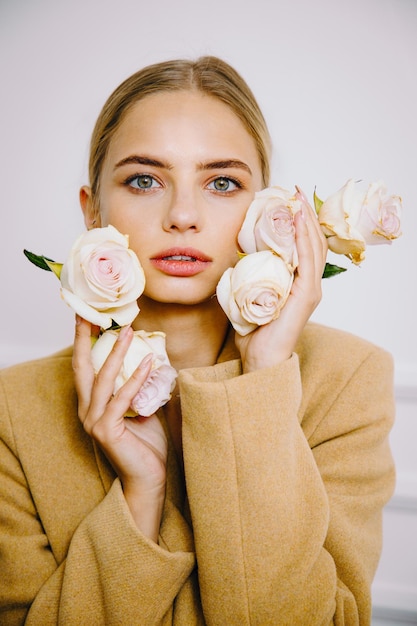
top-left (1, 0), bottom-right (416, 621)
top-left (1, 0), bottom-right (416, 375)
top-left (0, 0), bottom-right (417, 370)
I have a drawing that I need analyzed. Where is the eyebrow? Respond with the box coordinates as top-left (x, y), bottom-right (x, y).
top-left (114, 155), bottom-right (169, 170)
top-left (114, 155), bottom-right (252, 175)
top-left (197, 159), bottom-right (252, 175)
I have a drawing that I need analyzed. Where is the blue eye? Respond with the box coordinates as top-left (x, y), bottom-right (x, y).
top-left (208, 177), bottom-right (240, 192)
top-left (126, 174), bottom-right (160, 190)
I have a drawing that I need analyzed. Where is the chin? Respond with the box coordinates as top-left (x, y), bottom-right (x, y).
top-left (143, 286), bottom-right (217, 308)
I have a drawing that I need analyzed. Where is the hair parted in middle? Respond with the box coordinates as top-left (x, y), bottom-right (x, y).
top-left (88, 56), bottom-right (272, 204)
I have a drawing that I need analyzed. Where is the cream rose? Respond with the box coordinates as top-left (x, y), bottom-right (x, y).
top-left (216, 250), bottom-right (294, 336)
top-left (356, 180), bottom-right (402, 244)
top-left (90, 329), bottom-right (177, 417)
top-left (317, 179), bottom-right (402, 265)
top-left (60, 225), bottom-right (145, 328)
top-left (237, 186), bottom-right (306, 268)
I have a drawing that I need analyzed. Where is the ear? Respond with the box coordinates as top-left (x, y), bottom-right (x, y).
top-left (80, 186), bottom-right (101, 229)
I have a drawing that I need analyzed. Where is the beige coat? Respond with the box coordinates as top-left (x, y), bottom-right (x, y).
top-left (0, 322), bottom-right (395, 625)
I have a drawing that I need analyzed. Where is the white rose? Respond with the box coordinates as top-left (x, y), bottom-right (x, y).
top-left (90, 329), bottom-right (177, 417)
top-left (216, 250), bottom-right (294, 336)
top-left (60, 225), bottom-right (145, 328)
top-left (238, 186), bottom-right (306, 268)
top-left (317, 179), bottom-right (402, 265)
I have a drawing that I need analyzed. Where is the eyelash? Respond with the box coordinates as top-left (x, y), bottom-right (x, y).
top-left (123, 174), bottom-right (161, 191)
top-left (207, 176), bottom-right (243, 193)
top-left (122, 173), bottom-right (245, 194)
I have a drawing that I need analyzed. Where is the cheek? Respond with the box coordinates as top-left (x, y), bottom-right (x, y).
top-left (225, 212), bottom-right (246, 246)
top-left (97, 203), bottom-right (146, 244)
top-left (218, 230), bottom-right (241, 267)
top-left (124, 233), bottom-right (152, 266)
top-left (96, 186), bottom-right (131, 228)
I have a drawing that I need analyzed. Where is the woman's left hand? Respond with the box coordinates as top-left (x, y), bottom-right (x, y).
top-left (235, 197), bottom-right (328, 373)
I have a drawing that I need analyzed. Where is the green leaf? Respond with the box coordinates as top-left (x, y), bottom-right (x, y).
top-left (24, 249), bottom-right (55, 271)
top-left (313, 189), bottom-right (323, 214)
top-left (23, 250), bottom-right (63, 279)
top-left (322, 262), bottom-right (347, 278)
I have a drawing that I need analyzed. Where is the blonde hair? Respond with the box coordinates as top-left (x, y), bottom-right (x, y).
top-left (88, 56), bottom-right (272, 202)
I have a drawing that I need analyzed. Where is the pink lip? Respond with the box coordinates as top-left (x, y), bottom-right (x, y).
top-left (150, 247), bottom-right (212, 277)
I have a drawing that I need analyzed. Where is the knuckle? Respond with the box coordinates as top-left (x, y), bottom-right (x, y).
top-left (94, 367), bottom-right (114, 390)
top-left (81, 413), bottom-right (93, 435)
top-left (90, 420), bottom-right (104, 440)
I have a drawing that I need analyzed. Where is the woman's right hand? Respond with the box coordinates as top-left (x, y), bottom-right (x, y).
top-left (72, 316), bottom-right (168, 542)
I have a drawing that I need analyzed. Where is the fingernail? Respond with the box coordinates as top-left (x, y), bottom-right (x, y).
top-left (140, 353), bottom-right (154, 368)
top-left (117, 326), bottom-right (132, 341)
top-left (295, 185), bottom-right (308, 204)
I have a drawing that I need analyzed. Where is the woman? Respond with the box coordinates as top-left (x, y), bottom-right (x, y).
top-left (0, 56), bottom-right (395, 625)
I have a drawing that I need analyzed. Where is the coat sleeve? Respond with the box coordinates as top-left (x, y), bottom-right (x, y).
top-left (179, 347), bottom-right (395, 626)
top-left (0, 374), bottom-right (195, 626)
top-left (30, 481), bottom-right (196, 625)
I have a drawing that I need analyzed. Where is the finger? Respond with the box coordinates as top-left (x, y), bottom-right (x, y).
top-left (85, 340), bottom-right (153, 428)
top-left (72, 316), bottom-right (97, 418)
top-left (294, 210), bottom-right (315, 279)
top-left (111, 353), bottom-right (153, 409)
top-left (295, 186), bottom-right (328, 253)
top-left (74, 320), bottom-right (134, 425)
top-left (292, 212), bottom-right (323, 311)
top-left (86, 353), bottom-right (154, 439)
top-left (295, 209), bottom-right (327, 284)
top-left (85, 326), bottom-right (135, 422)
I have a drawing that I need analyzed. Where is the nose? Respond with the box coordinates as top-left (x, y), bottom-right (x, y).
top-left (162, 187), bottom-right (202, 233)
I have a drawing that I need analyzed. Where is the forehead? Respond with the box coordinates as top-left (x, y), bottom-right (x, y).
top-left (107, 90), bottom-right (260, 162)
top-left (122, 89), bottom-right (246, 129)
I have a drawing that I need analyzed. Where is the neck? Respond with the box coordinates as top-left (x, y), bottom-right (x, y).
top-left (132, 296), bottom-right (231, 372)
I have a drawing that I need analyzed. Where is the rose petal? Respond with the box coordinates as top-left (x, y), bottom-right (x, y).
top-left (60, 225), bottom-right (145, 327)
top-left (60, 287), bottom-right (113, 329)
top-left (216, 250), bottom-right (294, 336)
top-left (90, 329), bottom-right (177, 417)
top-left (238, 186), bottom-right (302, 268)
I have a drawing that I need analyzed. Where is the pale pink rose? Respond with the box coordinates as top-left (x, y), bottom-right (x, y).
top-left (131, 365), bottom-right (177, 417)
top-left (60, 225), bottom-right (145, 328)
top-left (356, 180), bottom-right (402, 244)
top-left (90, 329), bottom-right (177, 417)
top-left (317, 179), bottom-right (402, 265)
top-left (238, 186), bottom-right (306, 268)
top-left (216, 250), bottom-right (294, 336)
